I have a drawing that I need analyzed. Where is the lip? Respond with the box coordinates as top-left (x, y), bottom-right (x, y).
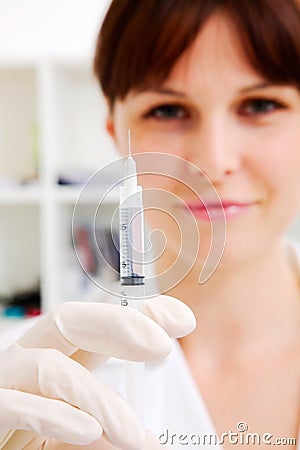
top-left (182, 199), bottom-right (258, 221)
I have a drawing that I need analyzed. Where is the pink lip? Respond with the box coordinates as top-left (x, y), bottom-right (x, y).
top-left (182, 200), bottom-right (257, 221)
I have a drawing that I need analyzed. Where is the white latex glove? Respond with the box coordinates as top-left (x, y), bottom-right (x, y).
top-left (0, 295), bottom-right (196, 450)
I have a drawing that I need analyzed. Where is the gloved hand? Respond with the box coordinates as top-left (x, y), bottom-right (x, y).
top-left (0, 295), bottom-right (196, 450)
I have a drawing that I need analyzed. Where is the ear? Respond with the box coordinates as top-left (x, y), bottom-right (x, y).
top-left (106, 115), bottom-right (115, 139)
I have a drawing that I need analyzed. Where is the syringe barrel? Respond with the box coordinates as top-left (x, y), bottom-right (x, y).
top-left (119, 186), bottom-right (145, 287)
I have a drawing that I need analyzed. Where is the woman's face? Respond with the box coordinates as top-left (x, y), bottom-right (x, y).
top-left (107, 12), bottom-right (300, 270)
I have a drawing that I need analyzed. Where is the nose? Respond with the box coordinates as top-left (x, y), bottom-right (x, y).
top-left (185, 117), bottom-right (242, 185)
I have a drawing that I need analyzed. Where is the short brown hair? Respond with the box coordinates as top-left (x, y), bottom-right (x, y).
top-left (94, 0), bottom-right (300, 108)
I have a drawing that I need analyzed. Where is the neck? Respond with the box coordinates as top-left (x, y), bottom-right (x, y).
top-left (159, 239), bottom-right (300, 357)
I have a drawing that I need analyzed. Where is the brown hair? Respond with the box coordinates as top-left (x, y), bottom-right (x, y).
top-left (94, 0), bottom-right (300, 108)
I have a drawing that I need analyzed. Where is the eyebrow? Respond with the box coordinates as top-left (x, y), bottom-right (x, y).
top-left (144, 81), bottom-right (279, 97)
top-left (144, 88), bottom-right (187, 97)
top-left (239, 81), bottom-right (275, 93)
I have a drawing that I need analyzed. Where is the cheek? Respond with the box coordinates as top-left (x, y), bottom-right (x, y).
top-left (113, 112), bottom-right (187, 159)
top-left (271, 142), bottom-right (300, 197)
top-left (138, 173), bottom-right (173, 192)
top-left (130, 130), bottom-right (187, 162)
top-left (113, 119), bottom-right (191, 191)
top-left (252, 132), bottom-right (300, 216)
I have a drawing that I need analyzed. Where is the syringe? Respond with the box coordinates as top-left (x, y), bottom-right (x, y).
top-left (119, 129), bottom-right (145, 422)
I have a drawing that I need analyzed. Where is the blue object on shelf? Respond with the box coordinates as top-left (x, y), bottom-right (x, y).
top-left (3, 305), bottom-right (25, 317)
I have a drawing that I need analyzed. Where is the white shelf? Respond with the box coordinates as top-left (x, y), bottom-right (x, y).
top-left (0, 185), bottom-right (119, 205)
top-left (0, 185), bottom-right (41, 204)
top-left (0, 60), bottom-right (118, 316)
top-left (0, 317), bottom-right (26, 333)
top-left (53, 185), bottom-right (119, 204)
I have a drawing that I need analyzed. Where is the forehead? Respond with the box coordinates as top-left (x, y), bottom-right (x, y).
top-left (166, 11), bottom-right (261, 91)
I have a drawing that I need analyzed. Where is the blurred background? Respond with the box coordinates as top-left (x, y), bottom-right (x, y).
top-left (0, 0), bottom-right (121, 330)
top-left (0, 1), bottom-right (299, 331)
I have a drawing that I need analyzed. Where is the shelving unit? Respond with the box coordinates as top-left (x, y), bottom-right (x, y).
top-left (0, 59), bottom-right (119, 323)
top-left (1, 0), bottom-right (300, 333)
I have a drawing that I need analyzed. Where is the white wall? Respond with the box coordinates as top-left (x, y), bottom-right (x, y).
top-left (0, 0), bottom-right (111, 61)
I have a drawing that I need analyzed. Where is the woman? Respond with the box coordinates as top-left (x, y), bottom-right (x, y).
top-left (95, 0), bottom-right (300, 445)
top-left (1, 0), bottom-right (300, 448)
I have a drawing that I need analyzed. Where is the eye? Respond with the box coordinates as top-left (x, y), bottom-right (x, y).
top-left (238, 98), bottom-right (286, 116)
top-left (144, 104), bottom-right (190, 120)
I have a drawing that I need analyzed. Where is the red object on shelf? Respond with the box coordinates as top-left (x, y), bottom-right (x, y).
top-left (26, 307), bottom-right (41, 317)
top-left (74, 226), bottom-right (97, 275)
